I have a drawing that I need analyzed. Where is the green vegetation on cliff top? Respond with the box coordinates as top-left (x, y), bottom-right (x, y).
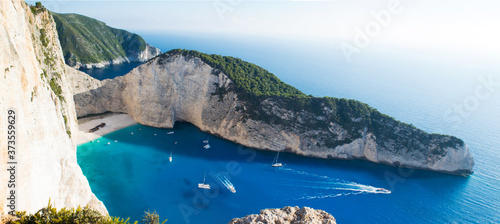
top-left (163, 49), bottom-right (464, 150)
top-left (166, 49), bottom-right (305, 98)
top-left (7, 202), bottom-right (166, 224)
top-left (52, 13), bottom-right (149, 65)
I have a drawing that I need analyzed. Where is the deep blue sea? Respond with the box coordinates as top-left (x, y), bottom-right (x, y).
top-left (78, 33), bottom-right (500, 223)
top-left (79, 62), bottom-right (143, 81)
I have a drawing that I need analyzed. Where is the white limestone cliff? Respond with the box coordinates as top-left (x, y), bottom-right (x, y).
top-left (0, 0), bottom-right (106, 216)
top-left (66, 64), bottom-right (102, 95)
top-left (127, 44), bottom-right (162, 63)
top-left (74, 53), bottom-right (475, 175)
top-left (72, 56), bottom-right (129, 70)
top-left (72, 43), bottom-right (162, 69)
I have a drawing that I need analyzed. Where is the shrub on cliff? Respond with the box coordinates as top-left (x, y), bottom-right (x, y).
top-left (141, 210), bottom-right (166, 224)
top-left (8, 201), bottom-right (166, 224)
top-left (30, 2), bottom-right (45, 15)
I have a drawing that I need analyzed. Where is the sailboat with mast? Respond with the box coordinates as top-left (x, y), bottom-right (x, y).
top-left (198, 173), bottom-right (211, 189)
top-left (271, 151), bottom-right (283, 167)
top-left (169, 150), bottom-right (172, 162)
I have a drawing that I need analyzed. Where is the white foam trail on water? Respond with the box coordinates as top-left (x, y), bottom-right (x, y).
top-left (277, 167), bottom-right (390, 197)
top-left (215, 173), bottom-right (235, 191)
top-left (298, 191), bottom-right (367, 200)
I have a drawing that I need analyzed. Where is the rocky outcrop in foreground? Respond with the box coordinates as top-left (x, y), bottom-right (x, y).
top-left (229, 206), bottom-right (336, 224)
top-left (0, 0), bottom-right (106, 215)
top-left (73, 51), bottom-right (474, 175)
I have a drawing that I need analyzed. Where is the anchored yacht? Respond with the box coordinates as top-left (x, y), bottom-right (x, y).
top-left (271, 151), bottom-right (283, 167)
top-left (198, 173), bottom-right (211, 189)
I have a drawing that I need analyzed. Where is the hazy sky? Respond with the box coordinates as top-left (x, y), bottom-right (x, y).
top-left (27, 0), bottom-right (500, 56)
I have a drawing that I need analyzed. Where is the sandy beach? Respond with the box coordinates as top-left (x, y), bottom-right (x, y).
top-left (77, 113), bottom-right (138, 145)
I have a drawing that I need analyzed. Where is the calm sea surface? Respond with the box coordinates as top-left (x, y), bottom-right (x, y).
top-left (77, 33), bottom-right (500, 223)
top-left (79, 62), bottom-right (143, 81)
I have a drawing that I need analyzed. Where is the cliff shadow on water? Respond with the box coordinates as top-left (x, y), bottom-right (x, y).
top-left (79, 62), bottom-right (144, 81)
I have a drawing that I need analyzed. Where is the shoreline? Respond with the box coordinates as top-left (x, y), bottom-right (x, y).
top-left (77, 113), bottom-right (138, 145)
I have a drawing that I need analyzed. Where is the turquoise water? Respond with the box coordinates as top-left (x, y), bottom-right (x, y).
top-left (78, 33), bottom-right (500, 223)
top-left (77, 123), bottom-right (470, 224)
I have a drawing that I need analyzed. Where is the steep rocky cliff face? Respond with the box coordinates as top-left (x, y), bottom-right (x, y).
top-left (229, 206), bottom-right (336, 224)
top-left (0, 0), bottom-right (106, 215)
top-left (74, 52), bottom-right (474, 175)
top-left (66, 64), bottom-right (102, 95)
top-left (52, 13), bottom-right (161, 69)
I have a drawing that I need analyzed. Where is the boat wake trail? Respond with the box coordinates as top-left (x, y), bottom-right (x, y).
top-left (215, 173), bottom-right (236, 193)
top-left (275, 167), bottom-right (391, 200)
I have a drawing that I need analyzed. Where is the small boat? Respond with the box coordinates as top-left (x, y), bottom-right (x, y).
top-left (169, 151), bottom-right (172, 162)
top-left (107, 142), bottom-right (110, 145)
top-left (198, 173), bottom-right (211, 189)
top-left (377, 188), bottom-right (391, 193)
top-left (203, 139), bottom-right (211, 149)
top-left (271, 151), bottom-right (283, 167)
top-left (154, 134), bottom-right (157, 136)
top-left (167, 131), bottom-right (174, 135)
top-left (216, 173), bottom-right (236, 193)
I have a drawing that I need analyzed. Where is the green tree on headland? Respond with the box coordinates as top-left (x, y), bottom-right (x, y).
top-left (159, 49), bottom-right (464, 150)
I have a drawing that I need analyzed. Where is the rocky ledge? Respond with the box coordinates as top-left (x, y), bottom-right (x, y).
top-left (73, 50), bottom-right (474, 175)
top-left (228, 206), bottom-right (336, 224)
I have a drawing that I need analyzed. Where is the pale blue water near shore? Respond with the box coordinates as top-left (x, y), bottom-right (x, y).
top-left (78, 33), bottom-right (500, 223)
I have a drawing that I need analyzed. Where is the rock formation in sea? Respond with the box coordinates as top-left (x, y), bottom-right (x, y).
top-left (228, 206), bottom-right (337, 224)
top-left (0, 0), bottom-right (106, 215)
top-left (52, 13), bottom-right (162, 69)
top-left (73, 50), bottom-right (475, 175)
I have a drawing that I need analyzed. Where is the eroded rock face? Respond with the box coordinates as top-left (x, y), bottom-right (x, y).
top-left (74, 52), bottom-right (474, 176)
top-left (228, 206), bottom-right (337, 224)
top-left (69, 43), bottom-right (162, 69)
top-left (0, 0), bottom-right (106, 215)
top-left (65, 65), bottom-right (102, 95)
